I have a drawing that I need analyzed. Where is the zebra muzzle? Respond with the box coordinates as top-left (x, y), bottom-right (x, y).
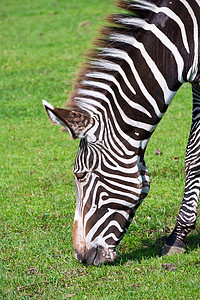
top-left (75, 246), bottom-right (97, 265)
top-left (74, 245), bottom-right (117, 266)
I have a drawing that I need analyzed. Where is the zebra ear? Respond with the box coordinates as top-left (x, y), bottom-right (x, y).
top-left (42, 100), bottom-right (93, 139)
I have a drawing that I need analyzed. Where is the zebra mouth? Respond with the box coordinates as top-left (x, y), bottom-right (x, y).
top-left (75, 245), bottom-right (117, 266)
top-left (75, 246), bottom-right (98, 265)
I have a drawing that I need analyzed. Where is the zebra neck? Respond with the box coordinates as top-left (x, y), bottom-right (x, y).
top-left (69, 0), bottom-right (199, 147)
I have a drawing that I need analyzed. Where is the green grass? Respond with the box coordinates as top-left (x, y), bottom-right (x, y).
top-left (0, 0), bottom-right (200, 299)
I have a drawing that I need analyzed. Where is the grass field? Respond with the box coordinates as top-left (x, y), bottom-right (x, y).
top-left (0, 0), bottom-right (200, 299)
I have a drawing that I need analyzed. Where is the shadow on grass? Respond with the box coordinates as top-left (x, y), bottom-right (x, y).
top-left (114, 232), bottom-right (200, 265)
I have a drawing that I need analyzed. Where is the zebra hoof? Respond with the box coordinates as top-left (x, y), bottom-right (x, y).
top-left (162, 241), bottom-right (186, 256)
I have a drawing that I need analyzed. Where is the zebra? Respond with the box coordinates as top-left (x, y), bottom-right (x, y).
top-left (43, 0), bottom-right (200, 265)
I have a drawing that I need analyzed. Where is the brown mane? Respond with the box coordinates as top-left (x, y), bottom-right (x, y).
top-left (66, 0), bottom-right (156, 114)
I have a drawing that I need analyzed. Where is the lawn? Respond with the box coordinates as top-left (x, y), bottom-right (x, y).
top-left (0, 0), bottom-right (199, 299)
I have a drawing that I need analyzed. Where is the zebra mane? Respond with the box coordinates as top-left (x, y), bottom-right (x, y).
top-left (67, 0), bottom-right (159, 113)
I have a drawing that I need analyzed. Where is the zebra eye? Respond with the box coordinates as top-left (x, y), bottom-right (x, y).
top-left (75, 172), bottom-right (88, 181)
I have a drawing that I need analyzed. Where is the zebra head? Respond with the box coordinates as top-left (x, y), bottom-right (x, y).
top-left (43, 100), bottom-right (148, 265)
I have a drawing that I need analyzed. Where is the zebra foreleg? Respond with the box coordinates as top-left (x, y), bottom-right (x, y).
top-left (162, 99), bottom-right (200, 255)
top-left (162, 173), bottom-right (200, 255)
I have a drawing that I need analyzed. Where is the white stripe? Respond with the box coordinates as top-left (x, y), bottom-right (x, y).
top-left (99, 48), bottom-right (164, 115)
top-left (75, 97), bottom-right (149, 151)
top-left (86, 71), bottom-right (152, 117)
top-left (102, 178), bottom-right (141, 196)
top-left (79, 86), bottom-right (156, 131)
top-left (92, 59), bottom-right (136, 95)
top-left (118, 17), bottom-right (184, 82)
top-left (86, 208), bottom-right (129, 243)
top-left (101, 156), bottom-right (139, 178)
top-left (90, 220), bottom-right (124, 245)
top-left (108, 34), bottom-right (176, 105)
top-left (131, 0), bottom-right (190, 53)
top-left (155, 7), bottom-right (190, 53)
top-left (179, 0), bottom-right (199, 81)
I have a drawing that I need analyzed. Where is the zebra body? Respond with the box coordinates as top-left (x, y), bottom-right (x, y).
top-left (43, 0), bottom-right (200, 265)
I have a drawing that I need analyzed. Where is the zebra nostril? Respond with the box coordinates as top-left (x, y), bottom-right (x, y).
top-left (75, 247), bottom-right (98, 265)
top-left (74, 251), bottom-right (84, 263)
top-left (84, 247), bottom-right (98, 265)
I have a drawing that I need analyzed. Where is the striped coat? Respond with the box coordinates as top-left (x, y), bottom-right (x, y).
top-left (43, 0), bottom-right (200, 265)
